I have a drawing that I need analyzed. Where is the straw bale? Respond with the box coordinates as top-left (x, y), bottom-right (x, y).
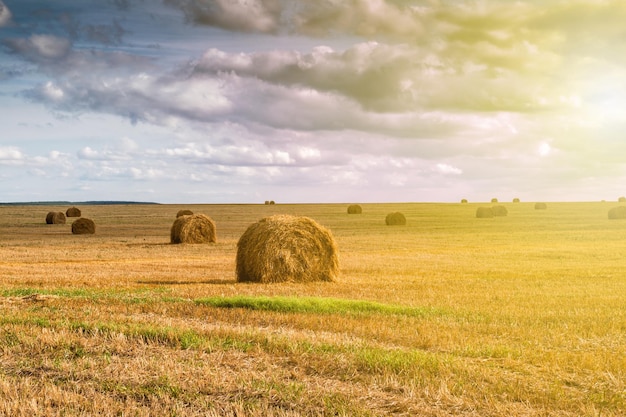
top-left (476, 207), bottom-right (494, 218)
top-left (170, 214), bottom-right (217, 244)
top-left (66, 207), bottom-right (81, 217)
top-left (46, 212), bottom-right (66, 224)
top-left (236, 215), bottom-right (338, 283)
top-left (72, 218), bottom-right (95, 234)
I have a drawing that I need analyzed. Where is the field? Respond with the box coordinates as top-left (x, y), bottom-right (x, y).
top-left (0, 202), bottom-right (625, 416)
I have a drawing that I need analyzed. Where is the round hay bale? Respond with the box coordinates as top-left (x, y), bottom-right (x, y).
top-left (461, 199), bottom-right (468, 203)
top-left (619, 196), bottom-right (626, 203)
top-left (534, 202), bottom-right (548, 210)
top-left (176, 209), bottom-right (193, 218)
top-left (269, 200), bottom-right (276, 205)
top-left (264, 200), bottom-right (270, 205)
top-left (72, 218), bottom-right (95, 234)
top-left (492, 205), bottom-right (508, 217)
top-left (476, 207), bottom-right (494, 218)
top-left (608, 206), bottom-right (626, 219)
top-left (347, 204), bottom-right (362, 214)
top-left (170, 214), bottom-right (217, 244)
top-left (66, 207), bottom-right (81, 217)
top-left (236, 215), bottom-right (339, 283)
top-left (45, 211), bottom-right (66, 224)
top-left (512, 198), bottom-right (520, 203)
top-left (385, 212), bottom-right (406, 226)
top-left (491, 198), bottom-right (498, 203)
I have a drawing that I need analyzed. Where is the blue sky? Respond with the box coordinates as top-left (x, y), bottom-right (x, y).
top-left (2, 0), bottom-right (626, 204)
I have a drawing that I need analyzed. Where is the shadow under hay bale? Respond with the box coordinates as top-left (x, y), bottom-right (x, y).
top-left (46, 212), bottom-right (66, 224)
top-left (66, 207), bottom-right (81, 217)
top-left (236, 214), bottom-right (339, 283)
top-left (385, 212), bottom-right (406, 226)
top-left (535, 202), bottom-right (548, 210)
top-left (476, 207), bottom-right (494, 218)
top-left (170, 214), bottom-right (217, 244)
top-left (492, 205), bottom-right (508, 217)
top-left (176, 209), bottom-right (193, 218)
top-left (347, 204), bottom-right (362, 214)
top-left (608, 206), bottom-right (626, 219)
top-left (72, 218), bottom-right (95, 234)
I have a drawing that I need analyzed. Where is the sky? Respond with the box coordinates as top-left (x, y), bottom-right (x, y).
top-left (2, 0), bottom-right (626, 204)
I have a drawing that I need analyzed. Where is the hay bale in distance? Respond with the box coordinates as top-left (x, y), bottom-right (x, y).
top-left (236, 214), bottom-right (339, 283)
top-left (269, 200), bottom-right (276, 205)
top-left (176, 209), bottom-right (193, 218)
top-left (72, 218), bottom-right (95, 234)
top-left (347, 204), bottom-right (362, 214)
top-left (385, 212), bottom-right (406, 226)
top-left (491, 198), bottom-right (498, 203)
top-left (512, 198), bottom-right (520, 203)
top-left (45, 212), bottom-right (66, 224)
top-left (619, 196), bottom-right (626, 203)
top-left (535, 202), bottom-right (548, 210)
top-left (492, 205), bottom-right (508, 217)
top-left (170, 214), bottom-right (217, 244)
top-left (476, 207), bottom-right (494, 218)
top-left (66, 207), bottom-right (81, 217)
top-left (461, 199), bottom-right (468, 203)
top-left (608, 206), bottom-right (626, 219)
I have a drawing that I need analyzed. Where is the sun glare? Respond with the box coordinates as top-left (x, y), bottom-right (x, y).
top-left (538, 142), bottom-right (551, 157)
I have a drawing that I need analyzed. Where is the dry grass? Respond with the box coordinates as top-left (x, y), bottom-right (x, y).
top-left (1, 202), bottom-right (625, 416)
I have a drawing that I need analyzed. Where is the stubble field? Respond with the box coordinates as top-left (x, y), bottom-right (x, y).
top-left (0, 201), bottom-right (625, 416)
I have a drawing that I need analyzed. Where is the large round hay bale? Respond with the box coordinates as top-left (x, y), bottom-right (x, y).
top-left (618, 196), bottom-right (626, 203)
top-left (45, 211), bottom-right (66, 224)
top-left (170, 214), bottom-right (217, 244)
top-left (236, 215), bottom-right (339, 283)
top-left (461, 199), bottom-right (468, 203)
top-left (385, 212), bottom-right (406, 226)
top-left (66, 207), bottom-right (81, 217)
top-left (176, 209), bottom-right (193, 218)
top-left (72, 218), bottom-right (95, 234)
top-left (347, 204), bottom-right (362, 214)
top-left (492, 205), bottom-right (508, 217)
top-left (608, 206), bottom-right (626, 219)
top-left (491, 198), bottom-right (498, 203)
top-left (512, 198), bottom-right (520, 203)
top-left (476, 207), bottom-right (494, 218)
top-left (535, 202), bottom-right (547, 210)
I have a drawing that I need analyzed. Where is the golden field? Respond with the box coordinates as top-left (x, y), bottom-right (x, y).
top-left (0, 201), bottom-right (625, 416)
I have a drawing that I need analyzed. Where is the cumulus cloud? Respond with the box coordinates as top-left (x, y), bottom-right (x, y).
top-left (3, 35), bottom-right (72, 62)
top-left (167, 0), bottom-right (282, 33)
top-left (0, 146), bottom-right (24, 162)
top-left (0, 1), bottom-right (11, 27)
top-left (168, 0), bottom-right (425, 39)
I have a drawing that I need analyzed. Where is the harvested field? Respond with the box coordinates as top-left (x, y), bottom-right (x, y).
top-left (0, 202), bottom-right (625, 416)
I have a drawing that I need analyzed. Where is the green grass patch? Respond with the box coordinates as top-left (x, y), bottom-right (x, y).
top-left (195, 295), bottom-right (442, 318)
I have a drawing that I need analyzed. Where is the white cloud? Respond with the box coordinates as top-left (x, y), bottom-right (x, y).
top-left (436, 163), bottom-right (463, 175)
top-left (0, 146), bottom-right (23, 161)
